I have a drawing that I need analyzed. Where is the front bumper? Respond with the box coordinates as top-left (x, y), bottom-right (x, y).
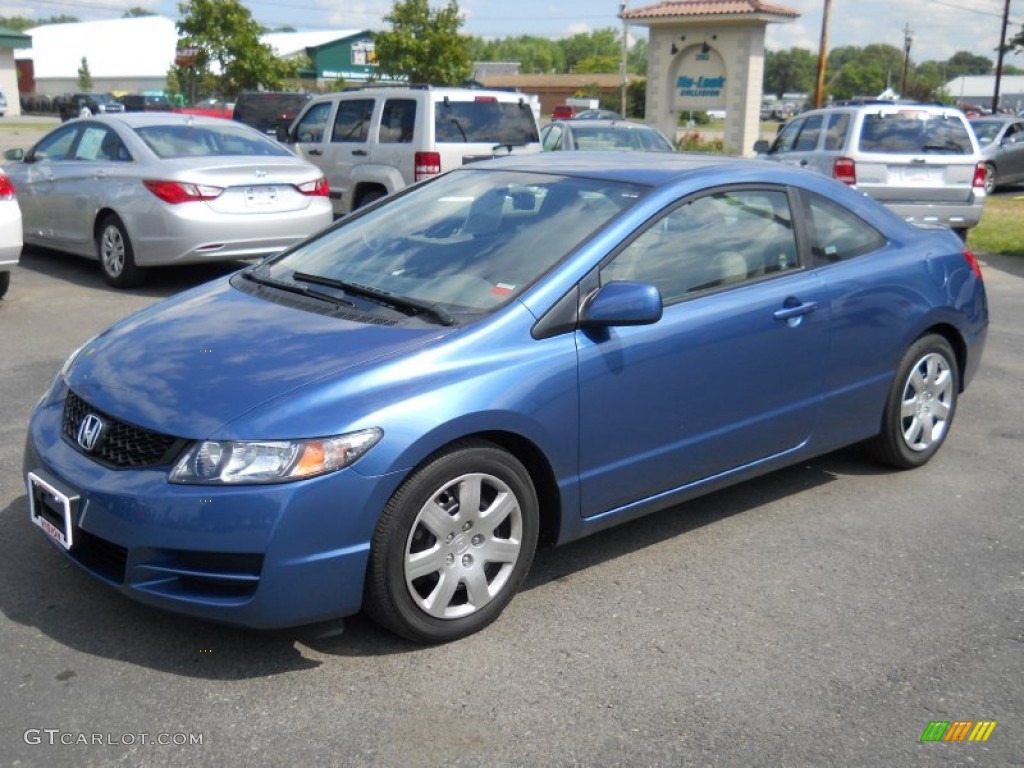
top-left (23, 394), bottom-right (399, 629)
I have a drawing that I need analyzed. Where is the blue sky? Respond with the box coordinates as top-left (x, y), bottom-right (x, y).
top-left (14, 0), bottom-right (1024, 65)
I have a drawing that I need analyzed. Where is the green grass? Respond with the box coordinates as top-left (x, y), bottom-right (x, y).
top-left (967, 196), bottom-right (1024, 257)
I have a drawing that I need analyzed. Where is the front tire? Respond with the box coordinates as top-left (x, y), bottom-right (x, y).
top-left (866, 334), bottom-right (959, 469)
top-left (97, 214), bottom-right (143, 288)
top-left (365, 440), bottom-right (539, 644)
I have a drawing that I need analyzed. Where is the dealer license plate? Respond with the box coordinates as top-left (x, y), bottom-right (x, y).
top-left (245, 185), bottom-right (279, 208)
top-left (27, 471), bottom-right (80, 550)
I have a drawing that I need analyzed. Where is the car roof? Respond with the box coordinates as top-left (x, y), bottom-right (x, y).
top-left (87, 113), bottom-right (253, 128)
top-left (461, 150), bottom-right (796, 187)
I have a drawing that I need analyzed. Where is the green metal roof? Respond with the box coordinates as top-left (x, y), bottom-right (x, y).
top-left (0, 26), bottom-right (32, 50)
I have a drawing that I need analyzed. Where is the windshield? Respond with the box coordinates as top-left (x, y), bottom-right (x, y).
top-left (434, 100), bottom-right (539, 144)
top-left (970, 120), bottom-right (1003, 144)
top-left (134, 123), bottom-right (294, 158)
top-left (571, 125), bottom-right (674, 151)
top-left (258, 168), bottom-right (646, 318)
top-left (858, 112), bottom-right (975, 154)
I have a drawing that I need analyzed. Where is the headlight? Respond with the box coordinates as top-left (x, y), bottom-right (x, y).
top-left (169, 428), bottom-right (383, 485)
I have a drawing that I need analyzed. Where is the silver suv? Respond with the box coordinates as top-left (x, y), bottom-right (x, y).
top-left (279, 85), bottom-right (542, 215)
top-left (755, 102), bottom-right (986, 237)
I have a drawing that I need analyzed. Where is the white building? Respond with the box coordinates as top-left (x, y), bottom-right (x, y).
top-left (17, 16), bottom-right (179, 95)
top-left (944, 75), bottom-right (1024, 112)
top-left (16, 16), bottom-right (362, 97)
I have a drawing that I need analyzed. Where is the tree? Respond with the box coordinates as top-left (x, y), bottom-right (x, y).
top-left (764, 48), bottom-right (816, 98)
top-left (175, 0), bottom-right (298, 99)
top-left (562, 28), bottom-right (620, 72)
top-left (0, 14), bottom-right (77, 32)
top-left (77, 56), bottom-right (93, 92)
top-left (374, 0), bottom-right (471, 85)
top-left (123, 7), bottom-right (156, 16)
top-left (944, 50), bottom-right (993, 78)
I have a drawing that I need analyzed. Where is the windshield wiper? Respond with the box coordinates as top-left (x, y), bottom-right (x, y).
top-left (492, 142), bottom-right (530, 153)
top-left (240, 269), bottom-right (355, 308)
top-left (292, 271), bottom-right (455, 326)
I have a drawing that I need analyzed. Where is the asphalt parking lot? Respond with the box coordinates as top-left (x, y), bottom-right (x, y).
top-left (1, 218), bottom-right (1022, 764)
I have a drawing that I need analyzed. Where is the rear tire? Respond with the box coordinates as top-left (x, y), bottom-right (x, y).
top-left (364, 440), bottom-right (539, 644)
top-left (866, 334), bottom-right (959, 469)
top-left (355, 189), bottom-right (386, 210)
top-left (97, 214), bottom-right (144, 288)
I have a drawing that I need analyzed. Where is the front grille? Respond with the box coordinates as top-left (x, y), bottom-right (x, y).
top-left (63, 390), bottom-right (186, 469)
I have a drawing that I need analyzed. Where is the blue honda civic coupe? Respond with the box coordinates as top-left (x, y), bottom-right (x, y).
top-left (24, 152), bottom-right (988, 643)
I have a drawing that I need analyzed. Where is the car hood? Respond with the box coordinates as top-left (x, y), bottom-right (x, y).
top-left (64, 279), bottom-right (453, 439)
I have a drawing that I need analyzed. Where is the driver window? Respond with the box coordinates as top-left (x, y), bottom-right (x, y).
top-left (295, 101), bottom-right (332, 143)
top-left (601, 188), bottom-right (798, 304)
top-left (32, 124), bottom-right (79, 161)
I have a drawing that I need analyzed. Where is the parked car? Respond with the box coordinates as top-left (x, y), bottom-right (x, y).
top-left (175, 98), bottom-right (234, 119)
top-left (23, 152), bottom-right (987, 643)
top-left (969, 116), bottom-right (1024, 193)
top-left (279, 85), bottom-right (541, 216)
top-left (118, 93), bottom-right (173, 112)
top-left (232, 91), bottom-right (312, 135)
top-left (753, 102), bottom-right (986, 238)
top-left (2, 113), bottom-right (332, 287)
top-left (540, 119), bottom-right (675, 152)
top-left (573, 109), bottom-right (623, 120)
top-left (58, 92), bottom-right (125, 121)
top-left (551, 104), bottom-right (577, 119)
top-left (0, 169), bottom-right (22, 299)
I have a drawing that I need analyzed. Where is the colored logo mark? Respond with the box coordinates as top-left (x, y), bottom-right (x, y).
top-left (920, 720), bottom-right (997, 742)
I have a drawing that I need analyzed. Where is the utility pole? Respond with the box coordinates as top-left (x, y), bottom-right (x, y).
top-left (814, 0), bottom-right (832, 108)
top-left (620, 2), bottom-right (629, 116)
top-left (899, 23), bottom-right (913, 97)
top-left (992, 0), bottom-right (1011, 113)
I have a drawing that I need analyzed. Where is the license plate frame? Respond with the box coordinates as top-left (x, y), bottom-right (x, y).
top-left (244, 185), bottom-right (279, 208)
top-left (27, 471), bottom-right (80, 550)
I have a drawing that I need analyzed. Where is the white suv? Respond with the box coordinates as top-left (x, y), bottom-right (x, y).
top-left (279, 85), bottom-right (542, 215)
top-left (755, 102), bottom-right (986, 238)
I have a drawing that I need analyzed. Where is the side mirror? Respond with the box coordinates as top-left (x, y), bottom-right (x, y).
top-left (3, 148), bottom-right (24, 162)
top-left (752, 139), bottom-right (771, 154)
top-left (581, 281), bottom-right (663, 328)
top-left (275, 124), bottom-right (291, 143)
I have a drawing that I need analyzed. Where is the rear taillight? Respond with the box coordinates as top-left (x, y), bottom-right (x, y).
top-left (833, 157), bottom-right (856, 185)
top-left (415, 151), bottom-right (441, 181)
top-left (0, 176), bottom-right (16, 200)
top-left (143, 179), bottom-right (223, 204)
top-left (963, 248), bottom-right (983, 280)
top-left (296, 177), bottom-right (329, 196)
top-left (972, 162), bottom-right (987, 190)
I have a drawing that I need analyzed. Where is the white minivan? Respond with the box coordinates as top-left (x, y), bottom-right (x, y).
top-left (279, 85), bottom-right (542, 215)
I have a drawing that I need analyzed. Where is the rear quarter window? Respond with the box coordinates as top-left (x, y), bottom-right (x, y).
top-left (802, 191), bottom-right (888, 264)
top-left (434, 100), bottom-right (539, 144)
top-left (858, 112), bottom-right (974, 154)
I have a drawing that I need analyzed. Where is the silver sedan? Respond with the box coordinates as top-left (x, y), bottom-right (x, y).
top-left (3, 113), bottom-right (334, 287)
top-left (971, 116), bottom-right (1024, 194)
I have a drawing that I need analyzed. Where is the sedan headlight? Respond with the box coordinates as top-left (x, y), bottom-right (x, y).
top-left (169, 428), bottom-right (382, 485)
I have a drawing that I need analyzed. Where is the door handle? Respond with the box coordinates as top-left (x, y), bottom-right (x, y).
top-left (799, 159), bottom-right (809, 166)
top-left (351, 149), bottom-right (368, 157)
top-left (773, 300), bottom-right (819, 321)
top-left (308, 149), bottom-right (322, 156)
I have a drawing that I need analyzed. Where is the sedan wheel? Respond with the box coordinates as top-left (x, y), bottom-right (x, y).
top-left (98, 214), bottom-right (143, 288)
top-left (866, 334), bottom-right (959, 468)
top-left (365, 440), bottom-right (539, 643)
